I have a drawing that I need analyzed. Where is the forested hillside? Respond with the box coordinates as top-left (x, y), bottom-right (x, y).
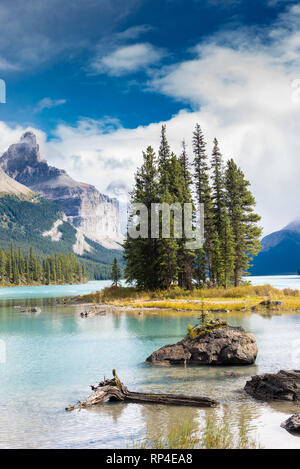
top-left (0, 243), bottom-right (85, 285)
top-left (0, 194), bottom-right (123, 280)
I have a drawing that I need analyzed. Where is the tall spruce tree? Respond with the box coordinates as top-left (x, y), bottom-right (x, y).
top-left (225, 159), bottom-right (262, 286)
top-left (177, 141), bottom-right (194, 289)
top-left (211, 138), bottom-right (228, 285)
top-left (179, 140), bottom-right (192, 187)
top-left (211, 138), bottom-right (226, 233)
top-left (111, 258), bottom-right (121, 286)
top-left (212, 232), bottom-right (224, 287)
top-left (192, 124), bottom-right (214, 284)
top-left (124, 146), bottom-right (160, 290)
top-left (155, 127), bottom-right (180, 289)
top-left (173, 147), bottom-right (194, 290)
top-left (220, 211), bottom-right (235, 288)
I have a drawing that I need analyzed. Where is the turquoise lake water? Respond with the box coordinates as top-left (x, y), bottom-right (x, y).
top-left (0, 277), bottom-right (300, 449)
top-left (248, 275), bottom-right (300, 290)
top-left (0, 280), bottom-right (114, 300)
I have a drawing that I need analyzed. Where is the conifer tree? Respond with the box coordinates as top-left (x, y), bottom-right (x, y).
top-left (12, 257), bottom-right (20, 285)
top-left (220, 211), bottom-right (235, 288)
top-left (0, 245), bottom-right (85, 286)
top-left (46, 259), bottom-right (51, 285)
top-left (158, 124), bottom-right (171, 185)
top-left (0, 249), bottom-right (5, 281)
top-left (179, 140), bottom-right (192, 187)
top-left (111, 257), bottom-right (121, 287)
top-left (6, 254), bottom-right (12, 282)
top-left (156, 128), bottom-right (179, 289)
top-left (123, 126), bottom-right (262, 291)
top-left (177, 141), bottom-right (194, 290)
top-left (211, 138), bottom-right (226, 234)
top-left (225, 159), bottom-right (262, 286)
top-left (212, 232), bottom-right (224, 286)
top-left (192, 124), bottom-right (214, 284)
top-left (124, 146), bottom-right (160, 289)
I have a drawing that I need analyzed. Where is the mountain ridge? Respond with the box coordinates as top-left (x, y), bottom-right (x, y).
top-left (0, 165), bottom-right (33, 197)
top-left (0, 193), bottom-right (123, 279)
top-left (251, 220), bottom-right (300, 275)
top-left (0, 132), bottom-right (123, 250)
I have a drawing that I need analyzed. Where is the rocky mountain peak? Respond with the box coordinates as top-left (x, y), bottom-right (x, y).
top-left (1, 131), bottom-right (42, 177)
top-left (0, 133), bottom-right (123, 249)
top-left (20, 131), bottom-right (38, 148)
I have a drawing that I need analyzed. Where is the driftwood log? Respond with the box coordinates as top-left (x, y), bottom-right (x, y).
top-left (66, 369), bottom-right (218, 411)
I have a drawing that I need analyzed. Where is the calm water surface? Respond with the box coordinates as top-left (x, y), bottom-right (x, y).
top-left (0, 280), bottom-right (115, 300)
top-left (0, 276), bottom-right (300, 449)
top-left (248, 275), bottom-right (300, 290)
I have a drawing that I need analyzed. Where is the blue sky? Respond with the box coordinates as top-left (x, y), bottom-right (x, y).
top-left (0, 0), bottom-right (300, 234)
top-left (0, 0), bottom-right (288, 131)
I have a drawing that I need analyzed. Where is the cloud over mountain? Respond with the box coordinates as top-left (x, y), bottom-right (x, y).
top-left (1, 4), bottom-right (300, 236)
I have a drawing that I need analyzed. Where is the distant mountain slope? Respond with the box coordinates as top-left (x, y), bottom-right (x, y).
top-left (250, 221), bottom-right (300, 275)
top-left (0, 193), bottom-right (123, 280)
top-left (0, 132), bottom-right (123, 250)
top-left (0, 166), bottom-right (33, 197)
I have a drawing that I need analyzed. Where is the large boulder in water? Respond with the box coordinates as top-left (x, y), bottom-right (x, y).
top-left (245, 369), bottom-right (300, 401)
top-left (146, 326), bottom-right (258, 366)
top-left (281, 413), bottom-right (300, 433)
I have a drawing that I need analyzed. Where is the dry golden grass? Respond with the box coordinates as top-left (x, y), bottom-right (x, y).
top-left (77, 284), bottom-right (300, 313)
top-left (120, 300), bottom-right (250, 311)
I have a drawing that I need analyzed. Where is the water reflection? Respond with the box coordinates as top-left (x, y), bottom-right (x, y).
top-left (1, 302), bottom-right (300, 448)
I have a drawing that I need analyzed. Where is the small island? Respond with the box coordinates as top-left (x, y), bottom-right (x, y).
top-left (146, 318), bottom-right (258, 366)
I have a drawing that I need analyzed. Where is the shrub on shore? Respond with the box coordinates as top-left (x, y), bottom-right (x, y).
top-left (131, 412), bottom-right (260, 449)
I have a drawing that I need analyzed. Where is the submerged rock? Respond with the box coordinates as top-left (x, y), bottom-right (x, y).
top-left (21, 307), bottom-right (41, 313)
top-left (210, 309), bottom-right (230, 314)
top-left (245, 369), bottom-right (300, 401)
top-left (80, 306), bottom-right (106, 318)
top-left (146, 326), bottom-right (258, 366)
top-left (281, 413), bottom-right (300, 433)
top-left (259, 300), bottom-right (284, 307)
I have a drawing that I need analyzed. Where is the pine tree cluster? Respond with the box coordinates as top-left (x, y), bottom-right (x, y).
top-left (124, 124), bottom-right (262, 290)
top-left (0, 242), bottom-right (86, 285)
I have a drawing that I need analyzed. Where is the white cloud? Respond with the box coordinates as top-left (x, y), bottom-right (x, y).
top-left (0, 122), bottom-right (47, 155)
top-left (35, 97), bottom-right (66, 113)
top-left (2, 5), bottom-right (300, 237)
top-left (0, 0), bottom-right (142, 70)
top-left (91, 43), bottom-right (165, 76)
top-left (0, 56), bottom-right (19, 71)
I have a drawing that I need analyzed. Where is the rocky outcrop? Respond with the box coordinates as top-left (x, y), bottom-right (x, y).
top-left (42, 219), bottom-right (64, 242)
top-left (146, 326), bottom-right (258, 366)
top-left (72, 229), bottom-right (92, 255)
top-left (0, 132), bottom-right (123, 249)
top-left (245, 370), bottom-right (300, 401)
top-left (281, 413), bottom-right (300, 433)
